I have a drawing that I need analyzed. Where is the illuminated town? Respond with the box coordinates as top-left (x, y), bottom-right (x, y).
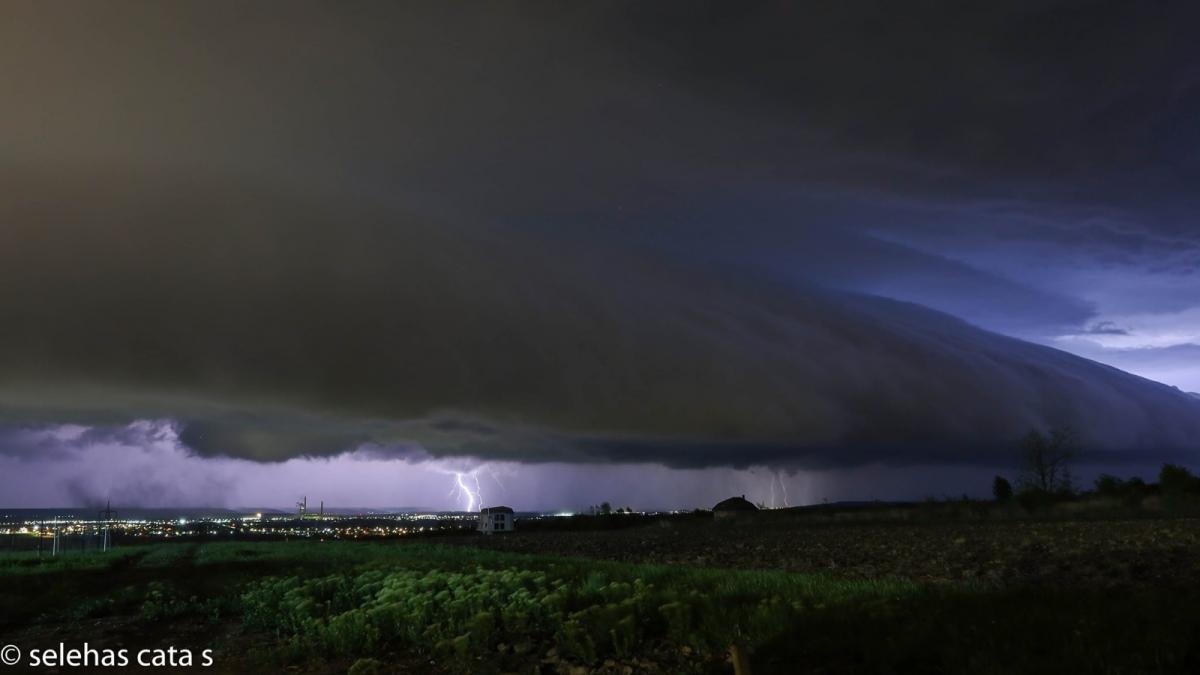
top-left (0, 505), bottom-right (485, 553)
top-left (0, 502), bottom-right (655, 554)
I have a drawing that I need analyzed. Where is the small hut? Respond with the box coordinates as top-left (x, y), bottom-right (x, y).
top-left (478, 506), bottom-right (515, 534)
top-left (712, 495), bottom-right (758, 520)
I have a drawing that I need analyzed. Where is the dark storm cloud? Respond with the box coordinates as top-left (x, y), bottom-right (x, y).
top-left (0, 428), bottom-right (78, 461)
top-left (1, 170), bottom-right (1199, 468)
top-left (717, 228), bottom-right (1099, 336)
top-left (6, 1), bottom-right (1199, 218)
top-left (2, 2), bottom-right (1200, 471)
top-left (593, 1), bottom-right (1200, 215)
top-left (1082, 322), bottom-right (1131, 336)
top-left (0, 420), bottom-right (174, 461)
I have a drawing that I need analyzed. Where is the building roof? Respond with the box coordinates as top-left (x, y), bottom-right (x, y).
top-left (713, 495), bottom-right (758, 512)
top-left (479, 506), bottom-right (514, 514)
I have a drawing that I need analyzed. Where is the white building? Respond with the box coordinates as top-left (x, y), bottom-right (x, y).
top-left (478, 506), bottom-right (514, 534)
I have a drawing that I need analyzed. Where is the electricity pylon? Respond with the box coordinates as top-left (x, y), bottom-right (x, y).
top-left (98, 500), bottom-right (118, 552)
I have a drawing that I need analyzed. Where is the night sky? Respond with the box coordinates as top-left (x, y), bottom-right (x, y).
top-left (3, 1), bottom-right (1200, 510)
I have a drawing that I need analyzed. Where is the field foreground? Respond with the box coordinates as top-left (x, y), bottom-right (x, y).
top-left (2, 516), bottom-right (1200, 674)
top-left (445, 513), bottom-right (1200, 587)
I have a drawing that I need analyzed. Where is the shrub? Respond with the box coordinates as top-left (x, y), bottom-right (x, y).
top-left (1159, 464), bottom-right (1200, 494)
top-left (1094, 474), bottom-right (1125, 497)
top-left (992, 476), bottom-right (1013, 502)
top-left (236, 561), bottom-right (864, 673)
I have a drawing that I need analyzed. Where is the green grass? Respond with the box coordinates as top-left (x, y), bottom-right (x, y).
top-left (0, 544), bottom-right (148, 575)
top-left (221, 542), bottom-right (915, 673)
top-left (3, 540), bottom-right (1200, 674)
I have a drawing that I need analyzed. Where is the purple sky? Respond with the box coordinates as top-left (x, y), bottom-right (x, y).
top-left (0, 420), bottom-right (1023, 511)
top-left (2, 2), bottom-right (1200, 510)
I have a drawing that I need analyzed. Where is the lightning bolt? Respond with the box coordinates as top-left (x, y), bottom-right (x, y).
top-left (777, 472), bottom-right (790, 508)
top-left (453, 471), bottom-right (483, 512)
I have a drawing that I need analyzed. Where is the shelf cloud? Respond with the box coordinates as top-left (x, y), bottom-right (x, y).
top-left (2, 1), bottom-right (1199, 507)
top-left (2, 171), bottom-right (1198, 469)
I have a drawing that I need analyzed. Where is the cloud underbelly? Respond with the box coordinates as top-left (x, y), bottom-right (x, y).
top-left (1, 171), bottom-right (1198, 466)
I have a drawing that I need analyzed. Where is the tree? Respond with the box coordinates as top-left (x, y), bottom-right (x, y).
top-left (1094, 473), bottom-right (1125, 497)
top-left (992, 475), bottom-right (1013, 502)
top-left (599, 501), bottom-right (612, 516)
top-left (1159, 464), bottom-right (1200, 494)
top-left (1018, 428), bottom-right (1078, 494)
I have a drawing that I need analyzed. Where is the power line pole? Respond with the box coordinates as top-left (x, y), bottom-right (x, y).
top-left (98, 500), bottom-right (118, 553)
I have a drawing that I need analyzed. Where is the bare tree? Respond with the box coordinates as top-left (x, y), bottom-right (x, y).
top-left (1019, 428), bottom-right (1078, 494)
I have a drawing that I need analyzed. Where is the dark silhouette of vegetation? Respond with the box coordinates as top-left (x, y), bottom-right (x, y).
top-left (1159, 464), bottom-right (1200, 495)
top-left (993, 461), bottom-right (1200, 513)
top-left (1018, 427), bottom-right (1078, 495)
top-left (1092, 474), bottom-right (1151, 507)
top-left (584, 502), bottom-right (637, 515)
top-left (992, 476), bottom-right (1013, 502)
top-left (1093, 473), bottom-right (1125, 497)
top-left (587, 503), bottom-right (618, 516)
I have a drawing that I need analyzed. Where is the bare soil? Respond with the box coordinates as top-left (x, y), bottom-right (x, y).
top-left (439, 515), bottom-right (1200, 587)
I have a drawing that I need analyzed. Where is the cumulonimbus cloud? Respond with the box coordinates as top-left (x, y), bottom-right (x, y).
top-left (1, 168), bottom-right (1199, 468)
